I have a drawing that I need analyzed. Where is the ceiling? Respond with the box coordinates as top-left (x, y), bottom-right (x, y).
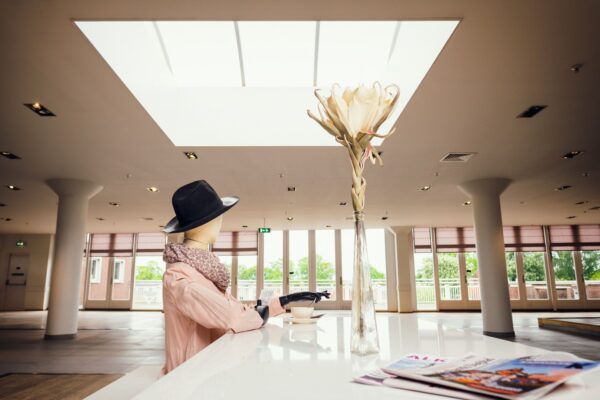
top-left (0, 0), bottom-right (599, 234)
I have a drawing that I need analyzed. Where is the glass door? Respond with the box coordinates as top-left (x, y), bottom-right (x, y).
top-left (85, 256), bottom-right (134, 309)
top-left (314, 229), bottom-right (341, 310)
top-left (550, 250), bottom-right (584, 309)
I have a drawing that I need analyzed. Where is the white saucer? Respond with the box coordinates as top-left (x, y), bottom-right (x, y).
top-left (290, 317), bottom-right (317, 324)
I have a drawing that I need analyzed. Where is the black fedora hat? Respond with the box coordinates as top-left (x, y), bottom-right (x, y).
top-left (163, 180), bottom-right (239, 234)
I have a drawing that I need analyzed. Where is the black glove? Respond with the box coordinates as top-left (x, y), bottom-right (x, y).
top-left (255, 301), bottom-right (270, 326)
top-left (278, 291), bottom-right (331, 307)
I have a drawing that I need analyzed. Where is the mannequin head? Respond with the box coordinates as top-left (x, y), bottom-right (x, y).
top-left (183, 215), bottom-right (223, 249)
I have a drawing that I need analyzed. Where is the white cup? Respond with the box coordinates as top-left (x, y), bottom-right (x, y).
top-left (291, 306), bottom-right (314, 319)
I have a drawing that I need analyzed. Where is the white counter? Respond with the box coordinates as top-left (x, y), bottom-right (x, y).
top-left (134, 312), bottom-right (600, 399)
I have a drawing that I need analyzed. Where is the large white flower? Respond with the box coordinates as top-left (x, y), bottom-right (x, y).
top-left (307, 82), bottom-right (400, 212)
top-left (308, 82), bottom-right (399, 143)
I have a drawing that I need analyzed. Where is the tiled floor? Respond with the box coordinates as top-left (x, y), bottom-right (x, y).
top-left (0, 310), bottom-right (599, 376)
top-left (418, 311), bottom-right (600, 360)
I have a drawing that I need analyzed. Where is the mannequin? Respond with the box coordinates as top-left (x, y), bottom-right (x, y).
top-left (160, 180), bottom-right (329, 376)
top-left (183, 215), bottom-right (223, 251)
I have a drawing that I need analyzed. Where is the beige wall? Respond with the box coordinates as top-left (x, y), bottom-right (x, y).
top-left (0, 234), bottom-right (54, 311)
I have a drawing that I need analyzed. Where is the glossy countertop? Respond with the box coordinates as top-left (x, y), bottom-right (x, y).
top-left (134, 312), bottom-right (600, 399)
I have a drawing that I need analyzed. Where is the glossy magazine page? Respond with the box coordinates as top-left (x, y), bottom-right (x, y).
top-left (381, 352), bottom-right (599, 400)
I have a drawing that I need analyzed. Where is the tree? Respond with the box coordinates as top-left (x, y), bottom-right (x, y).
top-left (551, 251), bottom-right (575, 280)
top-left (135, 260), bottom-right (164, 280)
top-left (582, 250), bottom-right (600, 280)
top-left (523, 252), bottom-right (546, 282)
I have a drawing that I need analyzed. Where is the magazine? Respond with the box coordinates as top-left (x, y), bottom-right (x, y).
top-left (355, 354), bottom-right (491, 399)
top-left (373, 352), bottom-right (598, 400)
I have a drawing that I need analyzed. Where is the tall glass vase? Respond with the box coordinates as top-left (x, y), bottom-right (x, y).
top-left (350, 211), bottom-right (380, 355)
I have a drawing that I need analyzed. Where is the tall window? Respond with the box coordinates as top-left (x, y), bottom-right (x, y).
top-left (551, 251), bottom-right (578, 300)
top-left (133, 233), bottom-right (166, 310)
top-left (113, 259), bottom-right (125, 283)
top-left (438, 253), bottom-right (460, 300)
top-left (465, 252), bottom-right (480, 301)
top-left (413, 228), bottom-right (435, 310)
top-left (315, 230), bottom-right (336, 300)
top-left (263, 231), bottom-right (283, 297)
top-left (523, 252), bottom-right (549, 300)
top-left (90, 257), bottom-right (102, 283)
top-left (505, 252), bottom-right (520, 300)
top-left (341, 229), bottom-right (354, 300)
top-left (288, 230), bottom-right (309, 294)
top-left (582, 250), bottom-right (600, 300)
top-left (237, 255), bottom-right (257, 300)
top-left (366, 229), bottom-right (387, 309)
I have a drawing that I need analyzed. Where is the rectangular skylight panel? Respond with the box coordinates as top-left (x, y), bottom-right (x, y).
top-left (317, 21), bottom-right (397, 87)
top-left (239, 22), bottom-right (315, 87)
top-left (156, 22), bottom-right (241, 87)
top-left (378, 20), bottom-right (459, 135)
top-left (76, 21), bottom-right (173, 87)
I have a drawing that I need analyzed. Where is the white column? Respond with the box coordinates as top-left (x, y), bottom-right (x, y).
top-left (459, 178), bottom-right (514, 337)
top-left (45, 179), bottom-right (102, 339)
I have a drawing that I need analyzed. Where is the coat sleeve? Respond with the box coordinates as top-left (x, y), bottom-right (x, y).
top-left (164, 269), bottom-right (263, 333)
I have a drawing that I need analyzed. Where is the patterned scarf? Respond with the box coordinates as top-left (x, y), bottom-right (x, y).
top-left (163, 243), bottom-right (230, 293)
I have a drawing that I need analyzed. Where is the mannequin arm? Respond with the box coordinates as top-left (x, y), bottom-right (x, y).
top-left (165, 269), bottom-right (263, 333)
top-left (279, 291), bottom-right (330, 307)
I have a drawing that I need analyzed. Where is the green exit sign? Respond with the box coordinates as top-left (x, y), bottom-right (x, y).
top-left (258, 227), bottom-right (271, 233)
top-left (16, 240), bottom-right (26, 248)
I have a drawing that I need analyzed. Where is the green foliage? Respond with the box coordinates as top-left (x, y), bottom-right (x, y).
top-left (238, 255), bottom-right (384, 282)
top-left (522, 252), bottom-right (546, 281)
top-left (135, 260), bottom-right (164, 281)
top-left (551, 251), bottom-right (576, 280)
top-left (582, 250), bottom-right (600, 280)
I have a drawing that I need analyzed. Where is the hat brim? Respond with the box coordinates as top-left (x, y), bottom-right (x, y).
top-left (162, 196), bottom-right (239, 234)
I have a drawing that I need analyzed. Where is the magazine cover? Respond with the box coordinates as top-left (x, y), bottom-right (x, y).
top-left (385, 352), bottom-right (599, 400)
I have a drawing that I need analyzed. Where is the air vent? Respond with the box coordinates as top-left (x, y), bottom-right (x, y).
top-left (517, 105), bottom-right (547, 118)
top-left (440, 152), bottom-right (476, 163)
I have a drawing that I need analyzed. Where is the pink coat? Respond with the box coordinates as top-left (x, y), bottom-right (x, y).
top-left (161, 262), bottom-right (285, 375)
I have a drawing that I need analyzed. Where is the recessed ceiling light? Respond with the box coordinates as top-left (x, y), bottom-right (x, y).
top-left (24, 102), bottom-right (56, 117)
top-left (566, 216), bottom-right (577, 219)
top-left (554, 185), bottom-right (572, 191)
top-left (569, 63), bottom-right (583, 73)
top-left (147, 186), bottom-right (159, 193)
top-left (589, 206), bottom-right (600, 211)
top-left (562, 150), bottom-right (583, 159)
top-left (519, 201), bottom-right (526, 205)
top-left (287, 217), bottom-right (294, 221)
top-left (462, 201), bottom-right (472, 206)
top-left (142, 217), bottom-right (154, 221)
top-left (6, 185), bottom-right (21, 191)
top-left (0, 203), bottom-right (5, 207)
top-left (287, 186), bottom-right (296, 192)
top-left (1, 151), bottom-right (21, 160)
top-left (96, 217), bottom-right (105, 221)
top-left (4, 218), bottom-right (12, 222)
top-left (109, 202), bottom-right (119, 206)
top-left (419, 185), bottom-right (431, 191)
top-left (575, 201), bottom-right (589, 205)
top-left (339, 202), bottom-right (347, 206)
top-left (325, 225), bottom-right (332, 228)
top-left (159, 225), bottom-right (165, 228)
top-left (381, 216), bottom-right (389, 220)
top-left (517, 105), bottom-right (547, 118)
top-left (242, 225), bottom-right (248, 228)
top-left (184, 151), bottom-right (198, 160)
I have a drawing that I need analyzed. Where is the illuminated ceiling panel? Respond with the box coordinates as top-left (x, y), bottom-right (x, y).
top-left (76, 20), bottom-right (459, 146)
